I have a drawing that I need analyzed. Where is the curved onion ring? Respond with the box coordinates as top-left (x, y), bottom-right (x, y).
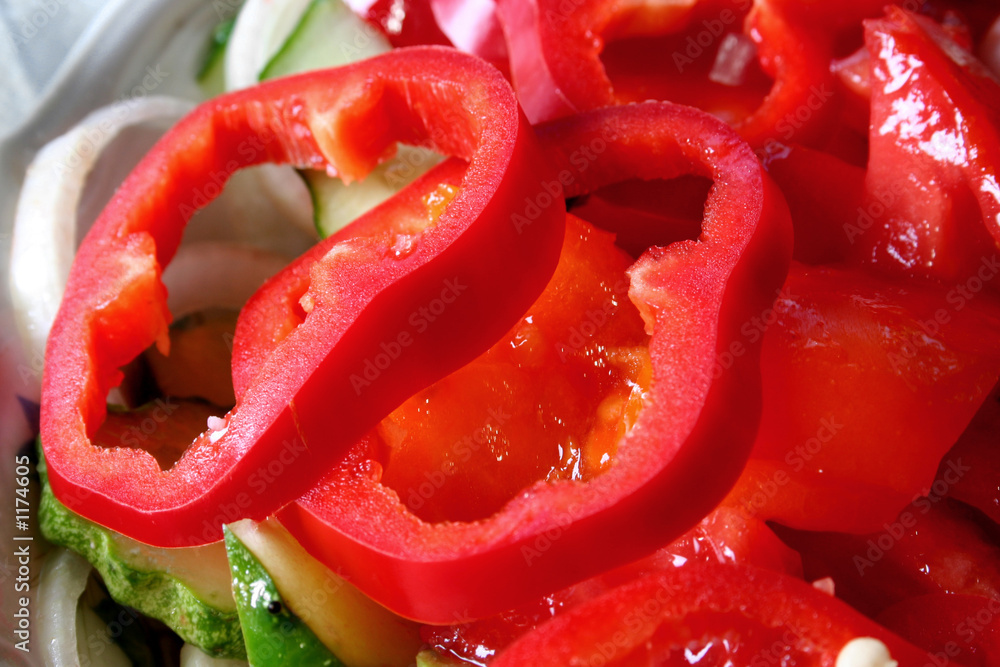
top-left (9, 96), bottom-right (193, 366)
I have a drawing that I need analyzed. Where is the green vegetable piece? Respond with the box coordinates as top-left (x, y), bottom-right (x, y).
top-left (259, 0), bottom-right (389, 81)
top-left (224, 526), bottom-right (343, 667)
top-left (37, 446), bottom-right (245, 659)
top-left (197, 16), bottom-right (236, 97)
top-left (304, 144), bottom-right (442, 238)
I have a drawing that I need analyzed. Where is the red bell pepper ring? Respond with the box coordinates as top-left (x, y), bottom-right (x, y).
top-left (491, 563), bottom-right (933, 666)
top-left (266, 102), bottom-right (792, 622)
top-left (496, 0), bottom-right (849, 148)
top-left (231, 156), bottom-right (470, 398)
top-left (848, 7), bottom-right (1000, 283)
top-left (40, 47), bottom-right (564, 547)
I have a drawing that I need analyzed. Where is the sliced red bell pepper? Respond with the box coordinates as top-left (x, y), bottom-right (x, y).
top-left (725, 262), bottom-right (1000, 534)
top-left (876, 593), bottom-right (1000, 666)
top-left (495, 0), bottom-right (876, 148)
top-left (491, 562), bottom-right (932, 666)
top-left (848, 7), bottom-right (1000, 282)
top-left (775, 496), bottom-right (1000, 621)
top-left (422, 505), bottom-right (804, 663)
top-left (497, 0), bottom-right (762, 125)
top-left (250, 102), bottom-right (792, 622)
top-left (231, 156), bottom-right (470, 399)
top-left (40, 47), bottom-right (564, 547)
top-left (763, 143), bottom-right (866, 265)
top-left (939, 382), bottom-right (1000, 526)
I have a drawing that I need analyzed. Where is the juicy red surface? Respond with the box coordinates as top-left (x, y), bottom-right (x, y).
top-left (378, 215), bottom-right (649, 523)
top-left (743, 262), bottom-right (1000, 533)
top-left (774, 498), bottom-right (1000, 619)
top-left (876, 594), bottom-right (1000, 667)
top-left (422, 506), bottom-right (803, 664)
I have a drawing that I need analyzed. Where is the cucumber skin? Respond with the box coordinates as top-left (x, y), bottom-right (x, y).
top-left (36, 447), bottom-right (246, 659)
top-left (224, 526), bottom-right (343, 667)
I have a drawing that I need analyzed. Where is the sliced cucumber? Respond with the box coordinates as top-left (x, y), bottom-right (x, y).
top-left (227, 519), bottom-right (423, 667)
top-left (259, 0), bottom-right (390, 80)
top-left (197, 16), bottom-right (236, 98)
top-left (256, 0), bottom-right (441, 238)
top-left (304, 144), bottom-right (443, 238)
top-left (224, 526), bottom-right (342, 667)
top-left (37, 449), bottom-right (245, 659)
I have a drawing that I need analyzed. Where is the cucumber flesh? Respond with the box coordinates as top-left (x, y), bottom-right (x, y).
top-left (259, 0), bottom-right (390, 80)
top-left (197, 16), bottom-right (236, 98)
top-left (37, 447), bottom-right (245, 659)
top-left (257, 0), bottom-right (440, 238)
top-left (227, 519), bottom-right (423, 667)
top-left (305, 144), bottom-right (443, 238)
top-left (224, 526), bottom-right (342, 667)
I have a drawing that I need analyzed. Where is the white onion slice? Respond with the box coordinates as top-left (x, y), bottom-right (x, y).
top-left (37, 549), bottom-right (90, 667)
top-left (36, 548), bottom-right (128, 667)
top-left (74, 606), bottom-right (132, 667)
top-left (223, 0), bottom-right (315, 235)
top-left (236, 164), bottom-right (316, 236)
top-left (224, 0), bottom-right (313, 90)
top-left (9, 95), bottom-right (192, 365)
top-left (161, 242), bottom-right (290, 318)
top-left (180, 643), bottom-right (249, 667)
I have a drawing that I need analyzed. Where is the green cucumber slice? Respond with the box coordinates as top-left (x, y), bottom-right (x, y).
top-left (259, 0), bottom-right (390, 81)
top-left (226, 519), bottom-right (423, 666)
top-left (256, 0), bottom-right (440, 238)
top-left (197, 16), bottom-right (237, 98)
top-left (37, 448), bottom-right (245, 659)
top-left (224, 526), bottom-right (342, 667)
top-left (304, 144), bottom-right (442, 238)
